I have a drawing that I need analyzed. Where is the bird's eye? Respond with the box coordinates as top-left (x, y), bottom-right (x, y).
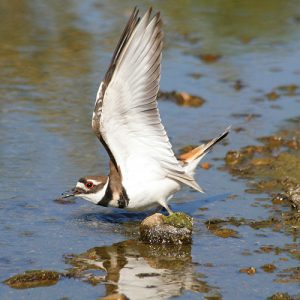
top-left (85, 181), bottom-right (94, 189)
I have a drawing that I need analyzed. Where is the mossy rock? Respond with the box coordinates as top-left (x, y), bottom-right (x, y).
top-left (140, 212), bottom-right (193, 245)
top-left (4, 270), bottom-right (60, 289)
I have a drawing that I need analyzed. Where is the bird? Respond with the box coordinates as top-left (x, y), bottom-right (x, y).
top-left (62, 8), bottom-right (229, 215)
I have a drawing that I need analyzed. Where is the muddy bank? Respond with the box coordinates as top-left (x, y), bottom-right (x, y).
top-left (224, 118), bottom-right (300, 234)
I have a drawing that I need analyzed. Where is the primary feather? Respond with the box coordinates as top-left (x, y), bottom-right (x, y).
top-left (92, 8), bottom-right (203, 193)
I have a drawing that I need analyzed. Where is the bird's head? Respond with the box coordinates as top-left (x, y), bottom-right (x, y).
top-left (62, 176), bottom-right (109, 204)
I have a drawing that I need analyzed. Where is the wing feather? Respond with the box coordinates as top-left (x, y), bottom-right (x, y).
top-left (92, 8), bottom-right (202, 192)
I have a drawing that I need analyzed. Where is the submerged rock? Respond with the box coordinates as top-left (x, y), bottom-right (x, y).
top-left (198, 53), bottom-right (222, 63)
top-left (285, 184), bottom-right (300, 211)
top-left (4, 270), bottom-right (60, 289)
top-left (239, 267), bottom-right (256, 275)
top-left (200, 162), bottom-right (212, 170)
top-left (100, 294), bottom-right (129, 300)
top-left (209, 228), bottom-right (239, 238)
top-left (158, 90), bottom-right (205, 107)
top-left (267, 293), bottom-right (293, 300)
top-left (261, 264), bottom-right (277, 273)
top-left (140, 212), bottom-right (193, 244)
top-left (205, 218), bottom-right (240, 238)
top-left (265, 91), bottom-right (280, 101)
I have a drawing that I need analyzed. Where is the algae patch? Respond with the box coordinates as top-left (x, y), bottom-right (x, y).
top-left (162, 212), bottom-right (193, 231)
top-left (4, 270), bottom-right (60, 289)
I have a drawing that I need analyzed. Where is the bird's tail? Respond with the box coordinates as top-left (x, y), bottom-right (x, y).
top-left (179, 127), bottom-right (230, 177)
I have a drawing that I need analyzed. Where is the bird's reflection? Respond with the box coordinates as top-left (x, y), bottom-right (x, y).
top-left (64, 239), bottom-right (217, 299)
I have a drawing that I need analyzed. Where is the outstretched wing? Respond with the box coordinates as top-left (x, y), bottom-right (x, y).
top-left (92, 8), bottom-right (202, 192)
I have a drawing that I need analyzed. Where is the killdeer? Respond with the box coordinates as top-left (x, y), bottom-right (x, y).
top-left (62, 8), bottom-right (229, 214)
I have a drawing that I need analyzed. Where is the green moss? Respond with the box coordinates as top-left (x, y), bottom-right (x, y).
top-left (162, 212), bottom-right (193, 231)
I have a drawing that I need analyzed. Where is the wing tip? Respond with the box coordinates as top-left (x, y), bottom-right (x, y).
top-left (191, 181), bottom-right (205, 194)
top-left (223, 125), bottom-right (231, 137)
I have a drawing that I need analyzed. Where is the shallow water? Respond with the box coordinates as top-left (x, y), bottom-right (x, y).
top-left (1, 1), bottom-right (300, 299)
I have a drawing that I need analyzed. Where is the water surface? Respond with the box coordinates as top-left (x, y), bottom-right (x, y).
top-left (1, 1), bottom-right (300, 299)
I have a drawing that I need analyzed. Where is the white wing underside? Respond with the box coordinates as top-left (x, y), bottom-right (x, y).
top-left (93, 9), bottom-right (202, 192)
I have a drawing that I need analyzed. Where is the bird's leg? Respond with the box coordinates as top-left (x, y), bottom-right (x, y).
top-left (157, 200), bottom-right (174, 215)
top-left (159, 203), bottom-right (174, 215)
top-left (164, 204), bottom-right (174, 215)
top-left (153, 205), bottom-right (163, 214)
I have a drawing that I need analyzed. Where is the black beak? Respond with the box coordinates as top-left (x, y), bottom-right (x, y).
top-left (61, 187), bottom-right (84, 198)
top-left (61, 189), bottom-right (75, 198)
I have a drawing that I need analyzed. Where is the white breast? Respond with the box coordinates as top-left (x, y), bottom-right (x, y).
top-left (124, 177), bottom-right (181, 211)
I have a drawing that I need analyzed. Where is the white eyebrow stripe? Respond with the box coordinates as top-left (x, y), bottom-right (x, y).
top-left (76, 182), bottom-right (87, 191)
top-left (88, 179), bottom-right (101, 185)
